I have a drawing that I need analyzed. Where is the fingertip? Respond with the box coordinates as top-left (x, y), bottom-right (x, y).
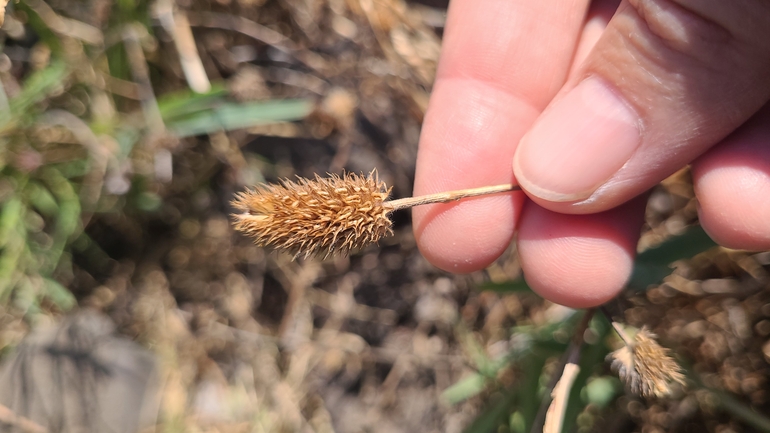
top-left (693, 117), bottom-right (770, 250)
top-left (413, 192), bottom-right (524, 273)
top-left (411, 76), bottom-right (535, 274)
top-left (517, 198), bottom-right (645, 308)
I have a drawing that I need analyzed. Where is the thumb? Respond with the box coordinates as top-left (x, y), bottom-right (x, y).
top-left (513, 0), bottom-right (770, 212)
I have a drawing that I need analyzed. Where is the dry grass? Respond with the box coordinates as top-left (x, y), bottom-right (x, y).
top-left (231, 171), bottom-right (518, 258)
top-left (609, 327), bottom-right (687, 399)
top-left (231, 172), bottom-right (393, 258)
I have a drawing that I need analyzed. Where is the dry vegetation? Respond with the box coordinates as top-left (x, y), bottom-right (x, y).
top-left (0, 1), bottom-right (769, 433)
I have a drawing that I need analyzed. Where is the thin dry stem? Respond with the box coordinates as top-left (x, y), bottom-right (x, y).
top-left (531, 309), bottom-right (595, 433)
top-left (544, 362), bottom-right (580, 433)
top-left (384, 183), bottom-right (520, 211)
top-left (611, 321), bottom-right (633, 346)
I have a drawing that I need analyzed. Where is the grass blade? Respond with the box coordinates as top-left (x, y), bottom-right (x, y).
top-left (166, 98), bottom-right (314, 137)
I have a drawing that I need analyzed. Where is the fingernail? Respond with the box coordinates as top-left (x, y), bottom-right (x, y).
top-left (513, 77), bottom-right (641, 202)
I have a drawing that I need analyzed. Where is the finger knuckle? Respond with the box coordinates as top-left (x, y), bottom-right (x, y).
top-left (626, 0), bottom-right (734, 59)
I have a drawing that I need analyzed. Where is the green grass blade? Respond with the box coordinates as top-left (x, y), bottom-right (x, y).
top-left (463, 390), bottom-right (517, 433)
top-left (0, 197), bottom-right (24, 247)
top-left (442, 373), bottom-right (489, 405)
top-left (0, 234), bottom-right (24, 301)
top-left (478, 280), bottom-right (533, 294)
top-left (8, 61), bottom-right (70, 117)
top-left (166, 98), bottom-right (314, 137)
top-left (516, 354), bottom-right (547, 432)
top-left (627, 226), bottom-right (716, 291)
top-left (26, 181), bottom-right (60, 217)
top-left (157, 85), bottom-right (229, 120)
top-left (41, 168), bottom-right (81, 274)
top-left (43, 277), bottom-right (76, 311)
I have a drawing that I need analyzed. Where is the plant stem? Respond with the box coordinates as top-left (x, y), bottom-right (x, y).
top-left (383, 184), bottom-right (520, 212)
top-left (600, 306), bottom-right (634, 346)
top-left (610, 321), bottom-right (634, 346)
top-left (531, 308), bottom-right (595, 433)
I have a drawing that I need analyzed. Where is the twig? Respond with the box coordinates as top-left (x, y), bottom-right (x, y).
top-left (610, 321), bottom-right (633, 346)
top-left (185, 12), bottom-right (328, 72)
top-left (384, 184), bottom-right (520, 211)
top-left (122, 24), bottom-right (165, 135)
top-left (544, 362), bottom-right (580, 433)
top-left (23, 0), bottom-right (103, 45)
top-left (186, 11), bottom-right (290, 46)
top-left (531, 309), bottom-right (595, 433)
top-left (155, 0), bottom-right (211, 93)
top-left (599, 306), bottom-right (633, 346)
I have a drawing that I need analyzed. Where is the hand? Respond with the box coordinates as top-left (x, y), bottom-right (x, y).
top-left (412, 0), bottom-right (770, 308)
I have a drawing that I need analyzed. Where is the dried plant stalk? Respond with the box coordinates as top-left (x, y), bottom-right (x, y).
top-left (608, 325), bottom-right (686, 398)
top-left (232, 172), bottom-right (392, 258)
top-left (231, 171), bottom-right (519, 258)
top-left (544, 362), bottom-right (580, 433)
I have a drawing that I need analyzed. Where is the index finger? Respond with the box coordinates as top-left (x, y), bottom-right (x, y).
top-left (413, 0), bottom-right (590, 272)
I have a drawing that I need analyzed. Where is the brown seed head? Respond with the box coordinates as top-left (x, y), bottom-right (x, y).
top-left (609, 327), bottom-right (686, 398)
top-left (231, 172), bottom-right (393, 258)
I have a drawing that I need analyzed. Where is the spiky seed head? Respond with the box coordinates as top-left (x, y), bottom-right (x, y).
top-left (231, 172), bottom-right (393, 258)
top-left (609, 327), bottom-right (686, 398)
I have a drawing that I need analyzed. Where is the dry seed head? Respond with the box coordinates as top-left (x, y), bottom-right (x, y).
top-left (231, 172), bottom-right (393, 258)
top-left (609, 327), bottom-right (686, 398)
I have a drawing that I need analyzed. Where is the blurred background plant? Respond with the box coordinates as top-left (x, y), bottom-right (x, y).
top-left (0, 0), bottom-right (313, 317)
top-left (1, 0), bottom-right (769, 432)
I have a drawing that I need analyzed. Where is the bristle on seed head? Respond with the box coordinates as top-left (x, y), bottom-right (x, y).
top-left (609, 327), bottom-right (686, 398)
top-left (231, 171), bottom-right (393, 258)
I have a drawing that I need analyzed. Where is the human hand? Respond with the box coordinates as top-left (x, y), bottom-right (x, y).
top-left (412, 0), bottom-right (770, 308)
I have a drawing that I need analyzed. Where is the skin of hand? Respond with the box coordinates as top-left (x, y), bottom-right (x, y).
top-left (412, 0), bottom-right (770, 308)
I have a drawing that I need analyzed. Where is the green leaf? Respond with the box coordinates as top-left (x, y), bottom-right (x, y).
top-left (515, 354), bottom-right (547, 432)
top-left (442, 373), bottom-right (489, 405)
top-left (710, 388), bottom-right (770, 432)
top-left (8, 61), bottom-right (70, 117)
top-left (157, 86), bottom-right (229, 120)
top-left (54, 160), bottom-right (91, 179)
top-left (43, 278), bottom-right (76, 311)
top-left (40, 168), bottom-right (81, 274)
top-left (0, 232), bottom-right (24, 300)
top-left (479, 280), bottom-right (533, 294)
top-left (628, 226), bottom-right (716, 291)
top-left (26, 182), bottom-right (60, 217)
top-left (166, 99), bottom-right (314, 137)
top-left (464, 390), bottom-right (517, 433)
top-left (0, 197), bottom-right (23, 246)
